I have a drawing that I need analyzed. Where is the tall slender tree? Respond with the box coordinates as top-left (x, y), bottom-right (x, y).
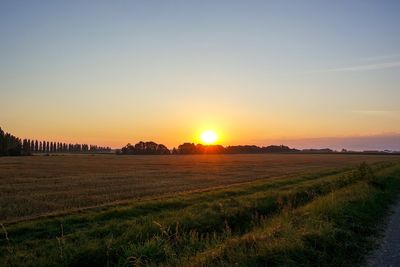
top-left (30, 140), bottom-right (35, 153)
top-left (27, 139), bottom-right (31, 153)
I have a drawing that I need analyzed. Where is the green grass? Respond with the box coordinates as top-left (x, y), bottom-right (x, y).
top-left (1, 161), bottom-right (400, 266)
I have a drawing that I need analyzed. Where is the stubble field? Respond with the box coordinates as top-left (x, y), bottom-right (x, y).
top-left (1, 154), bottom-right (400, 266)
top-left (1, 153), bottom-right (398, 222)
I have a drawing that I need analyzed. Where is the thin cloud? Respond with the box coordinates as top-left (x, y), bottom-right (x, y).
top-left (306, 61), bottom-right (400, 73)
top-left (360, 53), bottom-right (400, 62)
top-left (352, 110), bottom-right (394, 116)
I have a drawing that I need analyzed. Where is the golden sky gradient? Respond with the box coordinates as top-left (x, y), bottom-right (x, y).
top-left (1, 1), bottom-right (400, 149)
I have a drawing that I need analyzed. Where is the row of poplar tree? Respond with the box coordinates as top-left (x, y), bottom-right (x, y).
top-left (1, 127), bottom-right (112, 156)
top-left (22, 139), bottom-right (111, 154)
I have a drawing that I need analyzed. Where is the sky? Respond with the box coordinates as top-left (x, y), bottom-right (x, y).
top-left (1, 0), bottom-right (400, 150)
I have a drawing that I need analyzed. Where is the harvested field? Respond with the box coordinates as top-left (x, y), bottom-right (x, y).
top-left (1, 156), bottom-right (400, 266)
top-left (0, 154), bottom-right (398, 222)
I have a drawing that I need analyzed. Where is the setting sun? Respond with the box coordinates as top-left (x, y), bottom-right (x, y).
top-left (200, 130), bottom-right (218, 144)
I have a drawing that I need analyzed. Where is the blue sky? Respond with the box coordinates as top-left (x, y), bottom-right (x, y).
top-left (1, 0), bottom-right (399, 149)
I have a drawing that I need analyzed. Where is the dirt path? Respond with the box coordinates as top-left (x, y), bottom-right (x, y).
top-left (367, 200), bottom-right (400, 267)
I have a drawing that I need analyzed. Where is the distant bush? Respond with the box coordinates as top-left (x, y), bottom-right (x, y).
top-left (119, 141), bottom-right (171, 155)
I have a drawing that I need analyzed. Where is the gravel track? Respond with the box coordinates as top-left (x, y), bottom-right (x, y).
top-left (367, 201), bottom-right (400, 267)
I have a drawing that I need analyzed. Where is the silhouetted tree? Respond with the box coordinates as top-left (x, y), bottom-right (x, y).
top-left (171, 143), bottom-right (300, 154)
top-left (22, 139), bottom-right (28, 154)
top-left (119, 141), bottom-right (170, 155)
top-left (34, 140), bottom-right (38, 153)
top-left (301, 148), bottom-right (333, 153)
top-left (156, 144), bottom-right (170, 155)
top-left (30, 140), bottom-right (35, 153)
top-left (27, 139), bottom-right (31, 154)
top-left (175, 143), bottom-right (197, 154)
top-left (0, 127), bottom-right (22, 156)
top-left (0, 128), bottom-right (5, 156)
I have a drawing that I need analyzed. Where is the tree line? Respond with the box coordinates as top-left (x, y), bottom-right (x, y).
top-left (0, 127), bottom-right (111, 156)
top-left (117, 141), bottom-right (301, 155)
top-left (0, 127), bottom-right (22, 156)
top-left (117, 141), bottom-right (170, 155)
top-left (21, 140), bottom-right (112, 154)
top-left (172, 143), bottom-right (300, 154)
